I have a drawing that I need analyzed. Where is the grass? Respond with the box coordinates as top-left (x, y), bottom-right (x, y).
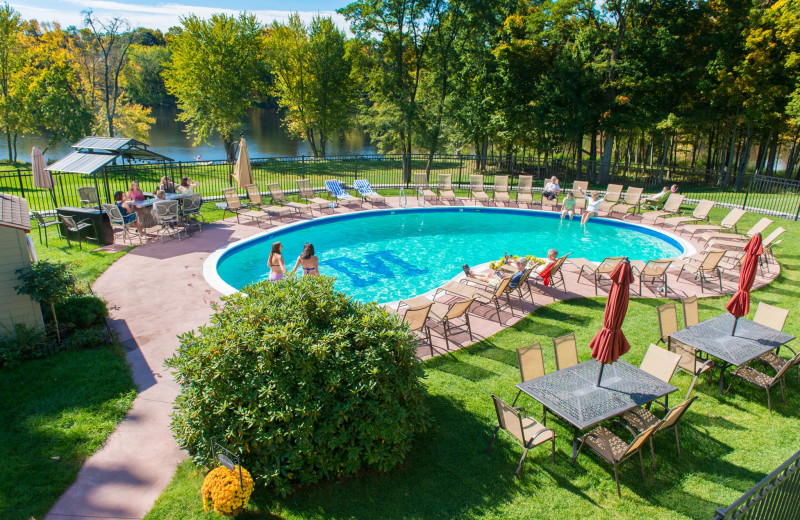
top-left (143, 208), bottom-right (800, 519)
top-left (0, 346), bottom-right (137, 520)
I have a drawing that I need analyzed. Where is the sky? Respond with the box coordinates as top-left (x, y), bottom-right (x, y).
top-left (12, 0), bottom-right (351, 32)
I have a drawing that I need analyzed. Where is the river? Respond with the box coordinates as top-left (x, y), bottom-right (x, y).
top-left (18, 106), bottom-right (375, 163)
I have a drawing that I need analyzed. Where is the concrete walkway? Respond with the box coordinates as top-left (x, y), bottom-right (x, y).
top-left (45, 198), bottom-right (778, 519)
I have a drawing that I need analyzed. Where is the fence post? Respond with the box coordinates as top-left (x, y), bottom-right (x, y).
top-left (457, 154), bottom-right (463, 190)
top-left (354, 155), bottom-right (358, 181)
top-left (301, 156), bottom-right (306, 179)
top-left (16, 168), bottom-right (25, 199)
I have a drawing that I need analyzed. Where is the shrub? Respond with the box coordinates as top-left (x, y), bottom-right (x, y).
top-left (0, 322), bottom-right (45, 366)
top-left (55, 296), bottom-right (109, 330)
top-left (167, 276), bottom-right (430, 495)
top-left (65, 327), bottom-right (118, 351)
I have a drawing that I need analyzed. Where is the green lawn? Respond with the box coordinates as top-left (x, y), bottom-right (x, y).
top-left (0, 346), bottom-right (137, 520)
top-left (143, 209), bottom-right (800, 520)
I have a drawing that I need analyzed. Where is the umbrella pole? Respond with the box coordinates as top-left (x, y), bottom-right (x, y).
top-left (596, 364), bottom-right (605, 387)
top-left (731, 316), bottom-right (739, 336)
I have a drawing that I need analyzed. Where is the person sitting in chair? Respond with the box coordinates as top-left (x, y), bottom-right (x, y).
top-left (463, 258), bottom-right (527, 289)
top-left (543, 176), bottom-right (561, 201)
top-left (113, 191), bottom-right (143, 234)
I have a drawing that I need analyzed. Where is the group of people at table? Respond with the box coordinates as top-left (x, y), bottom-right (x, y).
top-left (112, 177), bottom-right (202, 233)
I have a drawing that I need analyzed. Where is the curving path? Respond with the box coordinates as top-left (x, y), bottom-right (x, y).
top-left (45, 198), bottom-right (778, 519)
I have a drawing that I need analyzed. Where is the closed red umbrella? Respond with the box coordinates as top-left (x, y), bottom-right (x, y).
top-left (725, 234), bottom-right (763, 335)
top-left (589, 258), bottom-right (634, 385)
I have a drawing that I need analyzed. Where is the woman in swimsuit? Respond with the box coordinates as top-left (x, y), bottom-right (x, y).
top-left (292, 243), bottom-right (319, 276)
top-left (267, 241), bottom-right (289, 281)
top-left (575, 187), bottom-right (605, 226)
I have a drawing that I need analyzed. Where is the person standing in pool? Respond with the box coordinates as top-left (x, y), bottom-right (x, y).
top-left (267, 241), bottom-right (289, 281)
top-left (291, 243), bottom-right (320, 276)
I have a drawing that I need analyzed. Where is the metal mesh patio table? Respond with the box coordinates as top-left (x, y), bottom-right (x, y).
top-left (669, 313), bottom-right (794, 394)
top-left (516, 359), bottom-right (677, 464)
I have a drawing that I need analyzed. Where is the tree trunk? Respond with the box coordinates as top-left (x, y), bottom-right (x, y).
top-left (50, 302), bottom-right (61, 344)
top-left (765, 138), bottom-right (779, 176)
top-left (735, 126), bottom-right (753, 189)
top-left (598, 130), bottom-right (614, 185)
top-left (589, 128), bottom-right (598, 180)
top-left (575, 134), bottom-right (583, 181)
top-left (223, 135), bottom-right (236, 163)
top-left (705, 124), bottom-right (715, 171)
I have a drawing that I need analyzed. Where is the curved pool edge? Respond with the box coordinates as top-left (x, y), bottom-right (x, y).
top-left (202, 207), bottom-right (697, 302)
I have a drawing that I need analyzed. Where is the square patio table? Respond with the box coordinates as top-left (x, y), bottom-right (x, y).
top-left (516, 359), bottom-right (677, 464)
top-left (668, 313), bottom-right (794, 394)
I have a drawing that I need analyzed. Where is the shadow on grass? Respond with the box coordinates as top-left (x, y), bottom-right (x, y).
top-left (426, 355), bottom-right (497, 382)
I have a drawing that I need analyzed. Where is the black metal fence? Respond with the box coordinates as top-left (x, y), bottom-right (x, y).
top-left (3, 154), bottom-right (800, 220)
top-left (712, 448), bottom-right (800, 520)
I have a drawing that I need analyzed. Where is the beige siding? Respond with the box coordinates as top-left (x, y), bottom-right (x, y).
top-left (0, 227), bottom-right (44, 335)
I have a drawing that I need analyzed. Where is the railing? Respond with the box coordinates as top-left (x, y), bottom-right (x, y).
top-left (2, 154), bottom-right (800, 220)
top-left (712, 448), bottom-right (800, 520)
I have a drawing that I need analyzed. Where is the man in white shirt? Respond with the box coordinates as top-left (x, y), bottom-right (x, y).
top-left (542, 176), bottom-right (561, 201)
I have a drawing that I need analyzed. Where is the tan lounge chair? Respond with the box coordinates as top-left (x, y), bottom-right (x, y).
top-left (677, 249), bottom-right (725, 293)
top-left (516, 175), bottom-right (534, 207)
top-left (266, 183), bottom-right (309, 214)
top-left (512, 343), bottom-right (546, 405)
top-left (681, 208), bottom-right (745, 239)
top-left (541, 180), bottom-right (559, 210)
top-left (572, 181), bottom-right (588, 211)
top-left (630, 259), bottom-right (672, 295)
top-left (469, 174), bottom-right (490, 204)
top-left (660, 199), bottom-right (715, 229)
top-left (699, 217), bottom-right (772, 243)
top-left (487, 394), bottom-right (556, 478)
top-left (571, 256), bottom-right (625, 295)
top-left (493, 175), bottom-right (511, 204)
top-left (436, 276), bottom-right (514, 321)
top-left (222, 187), bottom-right (271, 227)
top-left (597, 183), bottom-right (623, 213)
top-left (530, 252), bottom-right (571, 300)
top-left (610, 187), bottom-right (644, 217)
top-left (414, 172), bottom-right (438, 203)
top-left (641, 193), bottom-right (685, 223)
top-left (706, 225), bottom-right (784, 251)
top-left (245, 184), bottom-right (293, 221)
top-left (437, 173), bottom-right (457, 202)
top-left (296, 179), bottom-right (333, 215)
top-left (553, 333), bottom-right (578, 370)
top-left (657, 303), bottom-right (713, 398)
top-left (401, 303), bottom-right (433, 349)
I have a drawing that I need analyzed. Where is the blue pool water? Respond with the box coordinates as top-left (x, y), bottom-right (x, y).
top-left (214, 208), bottom-right (685, 303)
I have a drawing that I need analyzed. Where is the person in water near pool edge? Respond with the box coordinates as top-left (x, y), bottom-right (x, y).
top-left (291, 243), bottom-right (320, 276)
top-left (267, 241), bottom-right (290, 281)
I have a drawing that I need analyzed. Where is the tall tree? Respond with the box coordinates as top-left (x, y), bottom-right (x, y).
top-left (0, 3), bottom-right (23, 160)
top-left (163, 13), bottom-right (269, 161)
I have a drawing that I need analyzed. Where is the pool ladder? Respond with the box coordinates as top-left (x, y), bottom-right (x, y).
top-left (398, 187), bottom-right (427, 208)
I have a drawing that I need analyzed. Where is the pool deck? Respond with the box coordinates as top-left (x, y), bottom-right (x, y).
top-left (46, 196), bottom-right (780, 520)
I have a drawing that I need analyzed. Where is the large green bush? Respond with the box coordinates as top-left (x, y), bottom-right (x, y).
top-left (55, 296), bottom-right (109, 331)
top-left (167, 276), bottom-right (430, 495)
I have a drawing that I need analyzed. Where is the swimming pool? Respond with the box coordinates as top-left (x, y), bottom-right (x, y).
top-left (206, 208), bottom-right (692, 304)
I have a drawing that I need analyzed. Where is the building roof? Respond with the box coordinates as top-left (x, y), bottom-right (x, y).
top-left (0, 193), bottom-right (31, 231)
top-left (46, 136), bottom-right (173, 175)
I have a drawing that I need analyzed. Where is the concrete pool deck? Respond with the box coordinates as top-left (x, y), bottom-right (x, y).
top-left (45, 196), bottom-right (779, 519)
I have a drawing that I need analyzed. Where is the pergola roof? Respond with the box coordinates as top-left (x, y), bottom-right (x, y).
top-left (46, 136), bottom-right (173, 175)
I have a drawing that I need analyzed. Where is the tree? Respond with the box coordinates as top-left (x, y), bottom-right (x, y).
top-left (15, 260), bottom-right (77, 344)
top-left (122, 44), bottom-right (173, 106)
top-left (0, 3), bottom-right (24, 160)
top-left (163, 13), bottom-right (269, 161)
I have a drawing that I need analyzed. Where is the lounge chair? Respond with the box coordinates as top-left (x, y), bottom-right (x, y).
top-left (401, 303), bottom-right (433, 349)
top-left (620, 397), bottom-right (697, 462)
top-left (436, 276), bottom-right (514, 321)
top-left (641, 194), bottom-right (685, 224)
top-left (571, 256), bottom-right (625, 295)
top-left (676, 249), bottom-right (725, 293)
top-left (512, 343), bottom-right (546, 405)
top-left (610, 187), bottom-right (644, 217)
top-left (530, 252), bottom-right (571, 300)
top-left (516, 175), bottom-right (534, 207)
top-left (641, 190), bottom-right (670, 210)
top-left (31, 211), bottom-right (61, 246)
top-left (353, 179), bottom-right (386, 205)
top-left (726, 351), bottom-right (800, 412)
top-left (222, 187), bottom-right (272, 227)
top-left (437, 173), bottom-right (457, 202)
top-left (761, 227), bottom-right (785, 265)
top-left (245, 184), bottom-right (293, 221)
top-left (699, 217), bottom-right (772, 243)
top-left (266, 183), bottom-right (309, 215)
top-left (660, 199), bottom-right (715, 229)
top-left (630, 259), bottom-right (672, 296)
top-left (597, 183), bottom-right (623, 213)
top-left (399, 294), bottom-right (474, 353)
top-left (541, 180), bottom-right (558, 210)
top-left (657, 303), bottom-right (713, 399)
top-left (296, 179), bottom-right (333, 215)
top-left (572, 181), bottom-right (588, 212)
top-left (469, 174), bottom-right (490, 205)
top-left (553, 333), bottom-right (578, 370)
top-left (77, 186), bottom-right (99, 208)
top-left (706, 225), bottom-right (784, 251)
top-left (324, 179), bottom-right (360, 208)
top-left (493, 175), bottom-right (511, 204)
top-left (680, 208), bottom-right (745, 239)
top-left (487, 394), bottom-right (556, 478)
top-left (102, 203), bottom-right (142, 245)
top-left (576, 421), bottom-right (659, 497)
top-left (414, 172), bottom-right (438, 203)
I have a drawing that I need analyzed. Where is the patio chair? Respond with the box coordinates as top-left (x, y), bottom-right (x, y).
top-left (657, 303), bottom-right (713, 398)
top-left (575, 421), bottom-right (659, 496)
top-left (726, 351), bottom-right (800, 412)
top-left (641, 190), bottom-right (671, 210)
top-left (681, 208), bottom-right (746, 240)
top-left (571, 256), bottom-right (625, 295)
top-left (707, 226), bottom-right (785, 260)
top-left (31, 211), bottom-right (61, 246)
top-left (597, 183), bottom-right (623, 213)
top-left (247, 183), bottom-right (294, 220)
top-left (77, 186), bottom-right (99, 208)
top-left (414, 172), bottom-right (438, 203)
top-left (531, 252), bottom-right (571, 300)
top-left (541, 180), bottom-right (558, 210)
top-left (553, 333), bottom-right (578, 371)
top-left (753, 303), bottom-right (799, 383)
top-left (353, 179), bottom-right (386, 205)
top-left (324, 179), bottom-right (360, 208)
top-left (676, 249), bottom-right (725, 293)
top-left (632, 259), bottom-right (672, 296)
top-left (641, 194), bottom-right (685, 224)
top-left (620, 396), bottom-right (697, 463)
top-left (512, 343), bottom-right (546, 405)
top-left (102, 203), bottom-right (142, 245)
top-left (610, 187), bottom-right (644, 217)
top-left (493, 175), bottom-right (511, 204)
top-left (153, 200), bottom-right (184, 242)
top-left (660, 199), bottom-right (715, 229)
top-left (429, 297), bottom-right (475, 352)
top-left (469, 174), bottom-right (490, 205)
top-left (180, 193), bottom-right (204, 230)
top-left (682, 296), bottom-right (699, 328)
top-left (436, 276), bottom-right (514, 322)
top-left (640, 343), bottom-right (681, 386)
top-left (222, 187), bottom-right (271, 227)
top-left (487, 394), bottom-right (556, 478)
top-left (572, 181), bottom-right (588, 212)
top-left (437, 173), bottom-right (457, 202)
top-left (761, 227), bottom-right (785, 266)
top-left (401, 302), bottom-right (433, 350)
top-left (699, 217), bottom-right (772, 243)
top-left (266, 183), bottom-right (309, 215)
top-left (516, 175), bottom-right (533, 207)
top-left (296, 179), bottom-right (333, 215)
top-left (58, 214), bottom-right (96, 249)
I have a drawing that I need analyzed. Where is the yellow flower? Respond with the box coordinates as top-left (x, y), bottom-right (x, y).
top-left (201, 465), bottom-right (255, 516)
